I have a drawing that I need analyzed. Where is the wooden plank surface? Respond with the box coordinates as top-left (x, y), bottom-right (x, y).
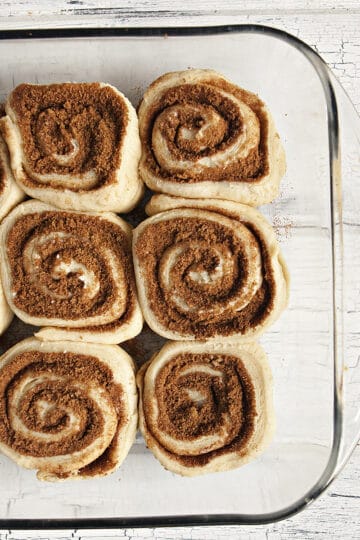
top-left (1, 1), bottom-right (360, 17)
top-left (0, 2), bottom-right (359, 539)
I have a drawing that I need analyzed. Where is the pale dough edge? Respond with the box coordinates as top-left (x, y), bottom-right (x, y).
top-left (0, 134), bottom-right (25, 222)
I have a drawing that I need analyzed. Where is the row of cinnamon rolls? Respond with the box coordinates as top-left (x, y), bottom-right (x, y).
top-left (0, 69), bottom-right (285, 219)
top-left (0, 337), bottom-right (273, 480)
top-left (0, 197), bottom-right (288, 343)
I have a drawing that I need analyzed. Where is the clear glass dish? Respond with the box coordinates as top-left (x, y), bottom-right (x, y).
top-left (0, 24), bottom-right (359, 529)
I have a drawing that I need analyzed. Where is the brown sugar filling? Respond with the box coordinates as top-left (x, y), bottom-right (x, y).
top-left (0, 351), bottom-right (125, 471)
top-left (143, 353), bottom-right (256, 466)
top-left (141, 80), bottom-right (269, 183)
top-left (6, 211), bottom-right (136, 329)
top-left (8, 83), bottom-right (129, 191)
top-left (135, 216), bottom-right (275, 338)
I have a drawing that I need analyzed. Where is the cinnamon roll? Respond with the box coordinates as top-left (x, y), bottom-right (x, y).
top-left (137, 340), bottom-right (274, 476)
top-left (0, 338), bottom-right (137, 480)
top-left (133, 195), bottom-right (289, 341)
top-left (0, 133), bottom-right (25, 222)
top-left (0, 200), bottom-right (143, 344)
top-left (1, 82), bottom-right (143, 213)
top-left (138, 69), bottom-right (285, 206)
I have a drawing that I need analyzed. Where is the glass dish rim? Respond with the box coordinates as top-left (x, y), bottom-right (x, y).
top-left (0, 22), bottom-right (356, 530)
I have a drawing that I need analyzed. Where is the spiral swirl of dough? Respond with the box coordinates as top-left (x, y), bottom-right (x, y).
top-left (0, 338), bottom-right (137, 480)
top-left (1, 83), bottom-right (143, 212)
top-left (133, 195), bottom-right (289, 341)
top-left (138, 69), bottom-right (286, 206)
top-left (150, 88), bottom-right (260, 175)
top-left (137, 341), bottom-right (274, 476)
top-left (0, 201), bottom-right (143, 343)
top-left (157, 210), bottom-right (262, 322)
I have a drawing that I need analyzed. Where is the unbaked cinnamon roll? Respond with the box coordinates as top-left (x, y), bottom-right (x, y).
top-left (0, 200), bottom-right (143, 344)
top-left (1, 82), bottom-right (143, 213)
top-left (138, 69), bottom-right (285, 206)
top-left (133, 195), bottom-right (289, 341)
top-left (137, 340), bottom-right (274, 476)
top-left (0, 133), bottom-right (24, 222)
top-left (0, 338), bottom-right (137, 480)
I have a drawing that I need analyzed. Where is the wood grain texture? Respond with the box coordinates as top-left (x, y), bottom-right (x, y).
top-left (0, 1), bottom-right (359, 539)
top-left (0, 0), bottom-right (360, 17)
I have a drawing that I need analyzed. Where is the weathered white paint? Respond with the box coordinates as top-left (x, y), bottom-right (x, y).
top-left (0, 2), bottom-right (359, 539)
top-left (0, 1), bottom-right (360, 16)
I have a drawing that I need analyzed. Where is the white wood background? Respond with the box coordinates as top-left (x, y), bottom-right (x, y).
top-left (0, 1), bottom-right (359, 539)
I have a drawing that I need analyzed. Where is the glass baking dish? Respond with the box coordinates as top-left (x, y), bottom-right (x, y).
top-left (0, 24), bottom-right (359, 529)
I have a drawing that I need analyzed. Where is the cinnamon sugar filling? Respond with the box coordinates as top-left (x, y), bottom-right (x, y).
top-left (6, 211), bottom-right (136, 329)
top-left (0, 350), bottom-right (124, 476)
top-left (142, 81), bottom-right (269, 183)
top-left (135, 217), bottom-right (275, 338)
top-left (144, 353), bottom-right (256, 466)
top-left (8, 83), bottom-right (129, 191)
